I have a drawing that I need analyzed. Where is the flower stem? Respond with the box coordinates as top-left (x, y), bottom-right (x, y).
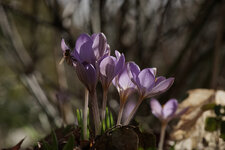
top-left (90, 90), bottom-right (101, 135)
top-left (117, 100), bottom-right (125, 125)
top-left (158, 122), bottom-right (167, 150)
top-left (124, 96), bottom-right (143, 125)
top-left (101, 89), bottom-right (108, 121)
top-left (83, 88), bottom-right (89, 140)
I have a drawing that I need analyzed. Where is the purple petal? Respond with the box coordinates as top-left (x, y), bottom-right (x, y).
top-left (114, 53), bottom-right (125, 76)
top-left (137, 69), bottom-right (155, 94)
top-left (155, 76), bottom-right (166, 85)
top-left (115, 50), bottom-right (121, 58)
top-left (128, 62), bottom-right (140, 83)
top-left (71, 49), bottom-right (81, 63)
top-left (150, 99), bottom-right (163, 119)
top-left (117, 64), bottom-right (136, 90)
top-left (75, 62), bottom-right (97, 92)
top-left (91, 33), bottom-right (97, 40)
top-left (148, 68), bottom-right (157, 77)
top-left (148, 77), bottom-right (174, 97)
top-left (92, 33), bottom-right (108, 60)
top-left (79, 40), bottom-right (95, 64)
top-left (106, 44), bottom-right (110, 54)
top-left (75, 34), bottom-right (92, 53)
top-left (123, 99), bottom-right (136, 123)
top-left (99, 56), bottom-right (115, 77)
top-left (162, 99), bottom-right (178, 119)
top-left (61, 39), bottom-right (70, 52)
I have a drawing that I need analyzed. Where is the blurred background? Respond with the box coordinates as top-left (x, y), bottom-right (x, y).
top-left (0, 0), bottom-right (224, 148)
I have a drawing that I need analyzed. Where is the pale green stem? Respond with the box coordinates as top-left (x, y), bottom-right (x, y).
top-left (83, 88), bottom-right (89, 140)
top-left (117, 99), bottom-right (126, 125)
top-left (101, 89), bottom-right (108, 121)
top-left (158, 122), bottom-right (167, 150)
top-left (90, 90), bottom-right (101, 135)
top-left (124, 96), bottom-right (143, 125)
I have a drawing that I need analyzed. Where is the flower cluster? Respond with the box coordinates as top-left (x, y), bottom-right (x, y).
top-left (60, 33), bottom-right (174, 135)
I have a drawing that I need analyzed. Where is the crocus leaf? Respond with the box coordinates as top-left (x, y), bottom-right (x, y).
top-left (102, 119), bottom-right (106, 132)
top-left (76, 109), bottom-right (82, 127)
top-left (110, 111), bottom-right (114, 127)
top-left (205, 117), bottom-right (219, 132)
top-left (106, 107), bottom-right (110, 129)
top-left (52, 130), bottom-right (58, 150)
top-left (63, 135), bottom-right (75, 150)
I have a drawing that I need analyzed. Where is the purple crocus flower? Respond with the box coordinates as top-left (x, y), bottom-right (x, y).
top-left (128, 62), bottom-right (174, 99)
top-left (113, 62), bottom-right (137, 102)
top-left (99, 50), bottom-right (125, 121)
top-left (113, 62), bottom-right (137, 124)
top-left (150, 98), bottom-right (188, 123)
top-left (72, 33), bottom-right (110, 66)
top-left (61, 33), bottom-right (110, 93)
top-left (60, 33), bottom-right (110, 135)
top-left (124, 62), bottom-right (174, 125)
top-left (150, 98), bottom-right (188, 150)
top-left (99, 50), bottom-right (125, 90)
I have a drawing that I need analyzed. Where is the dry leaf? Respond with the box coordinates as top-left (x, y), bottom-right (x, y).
top-left (169, 89), bottom-right (225, 150)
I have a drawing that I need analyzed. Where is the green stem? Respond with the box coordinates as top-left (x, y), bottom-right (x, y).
top-left (83, 88), bottom-right (89, 140)
top-left (90, 90), bottom-right (101, 135)
top-left (158, 122), bottom-right (167, 150)
top-left (101, 89), bottom-right (108, 121)
top-left (124, 96), bottom-right (143, 125)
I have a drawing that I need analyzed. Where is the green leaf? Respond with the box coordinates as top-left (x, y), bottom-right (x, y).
top-left (87, 127), bottom-right (90, 139)
top-left (106, 107), bottom-right (110, 129)
top-left (76, 109), bottom-right (81, 126)
top-left (52, 130), bottom-right (58, 150)
top-left (102, 119), bottom-right (106, 132)
top-left (110, 111), bottom-right (114, 127)
top-left (63, 135), bottom-right (75, 150)
top-left (205, 117), bottom-right (220, 132)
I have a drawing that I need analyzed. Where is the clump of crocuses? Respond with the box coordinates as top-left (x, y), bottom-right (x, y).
top-left (60, 32), bottom-right (175, 138)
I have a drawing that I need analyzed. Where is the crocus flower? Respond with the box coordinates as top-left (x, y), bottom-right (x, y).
top-left (113, 62), bottom-right (137, 103)
top-left (124, 62), bottom-right (174, 125)
top-left (99, 50), bottom-right (125, 120)
top-left (112, 62), bottom-right (137, 124)
top-left (60, 33), bottom-right (110, 135)
top-left (99, 50), bottom-right (125, 90)
top-left (150, 98), bottom-right (188, 123)
top-left (128, 62), bottom-right (174, 99)
top-left (150, 98), bottom-right (188, 150)
top-left (72, 33), bottom-right (110, 66)
top-left (61, 33), bottom-right (110, 93)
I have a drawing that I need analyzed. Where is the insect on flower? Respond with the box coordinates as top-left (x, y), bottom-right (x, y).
top-left (59, 39), bottom-right (73, 66)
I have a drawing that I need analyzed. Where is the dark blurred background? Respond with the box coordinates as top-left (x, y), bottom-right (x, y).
top-left (0, 0), bottom-right (224, 148)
